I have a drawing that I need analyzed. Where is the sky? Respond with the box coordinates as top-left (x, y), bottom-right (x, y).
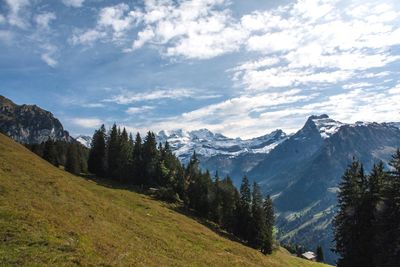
top-left (0, 0), bottom-right (399, 139)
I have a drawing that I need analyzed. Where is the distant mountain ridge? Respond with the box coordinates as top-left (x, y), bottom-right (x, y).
top-left (0, 95), bottom-right (73, 144)
top-left (156, 128), bottom-right (288, 163)
top-left (155, 114), bottom-right (400, 264)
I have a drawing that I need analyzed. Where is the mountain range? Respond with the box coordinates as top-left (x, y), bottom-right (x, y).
top-left (1, 94), bottom-right (399, 264)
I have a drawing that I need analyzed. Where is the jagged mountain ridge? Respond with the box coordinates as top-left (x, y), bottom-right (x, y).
top-left (156, 128), bottom-right (288, 163)
top-left (156, 128), bottom-right (288, 180)
top-left (0, 95), bottom-right (73, 144)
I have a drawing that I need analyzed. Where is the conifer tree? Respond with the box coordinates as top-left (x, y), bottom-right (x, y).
top-left (132, 132), bottom-right (143, 185)
top-left (220, 176), bottom-right (237, 232)
top-left (211, 172), bottom-right (223, 224)
top-left (237, 176), bottom-right (252, 242)
top-left (88, 124), bottom-right (107, 176)
top-left (362, 162), bottom-right (386, 266)
top-left (65, 143), bottom-right (80, 175)
top-left (333, 159), bottom-right (366, 267)
top-left (115, 127), bottom-right (131, 182)
top-left (107, 124), bottom-right (120, 178)
top-left (378, 150), bottom-right (400, 267)
top-left (142, 131), bottom-right (158, 186)
top-left (43, 139), bottom-right (58, 166)
top-left (250, 182), bottom-right (265, 248)
top-left (262, 195), bottom-right (274, 254)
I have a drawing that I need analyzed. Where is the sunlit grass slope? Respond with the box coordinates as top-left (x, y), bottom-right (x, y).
top-left (0, 133), bottom-right (330, 266)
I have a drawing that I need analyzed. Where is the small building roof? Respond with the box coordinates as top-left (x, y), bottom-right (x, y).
top-left (301, 251), bottom-right (316, 260)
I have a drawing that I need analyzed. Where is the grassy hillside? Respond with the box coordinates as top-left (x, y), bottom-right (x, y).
top-left (0, 133), bottom-right (330, 266)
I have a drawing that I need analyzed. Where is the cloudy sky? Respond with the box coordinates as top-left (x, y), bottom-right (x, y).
top-left (0, 0), bottom-right (399, 138)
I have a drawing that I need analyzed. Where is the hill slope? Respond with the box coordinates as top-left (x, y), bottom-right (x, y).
top-left (0, 133), bottom-right (329, 266)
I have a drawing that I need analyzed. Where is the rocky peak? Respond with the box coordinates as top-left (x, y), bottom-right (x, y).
top-left (301, 114), bottom-right (344, 139)
top-left (0, 95), bottom-right (73, 144)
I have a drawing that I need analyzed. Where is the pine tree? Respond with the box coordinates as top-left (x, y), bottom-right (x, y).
top-left (65, 143), bottom-right (80, 175)
top-left (250, 182), bottom-right (265, 248)
top-left (107, 124), bottom-right (120, 179)
top-left (316, 246), bottom-right (324, 262)
top-left (378, 150), bottom-right (400, 267)
top-left (363, 162), bottom-right (386, 266)
top-left (236, 176), bottom-right (252, 242)
top-left (43, 139), bottom-right (58, 166)
top-left (333, 159), bottom-right (366, 267)
top-left (142, 131), bottom-right (159, 186)
top-left (262, 195), bottom-right (274, 254)
top-left (220, 176), bottom-right (237, 232)
top-left (88, 124), bottom-right (107, 176)
top-left (116, 127), bottom-right (131, 182)
top-left (132, 132), bottom-right (143, 185)
top-left (211, 172), bottom-right (223, 224)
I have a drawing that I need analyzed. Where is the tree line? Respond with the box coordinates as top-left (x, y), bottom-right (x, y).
top-left (86, 124), bottom-right (276, 254)
top-left (333, 150), bottom-right (400, 267)
top-left (26, 139), bottom-right (88, 175)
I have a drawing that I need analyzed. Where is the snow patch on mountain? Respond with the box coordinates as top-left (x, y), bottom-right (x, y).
top-left (157, 128), bottom-right (288, 162)
top-left (76, 135), bottom-right (92, 148)
top-left (309, 114), bottom-right (344, 139)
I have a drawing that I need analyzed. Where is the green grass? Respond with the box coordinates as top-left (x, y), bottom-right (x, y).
top-left (0, 133), bottom-right (331, 266)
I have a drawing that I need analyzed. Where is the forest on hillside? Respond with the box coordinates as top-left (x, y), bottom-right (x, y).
top-left (333, 151), bottom-right (400, 267)
top-left (30, 124), bottom-right (277, 256)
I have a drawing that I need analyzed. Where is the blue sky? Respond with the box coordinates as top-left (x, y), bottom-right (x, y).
top-left (0, 0), bottom-right (399, 138)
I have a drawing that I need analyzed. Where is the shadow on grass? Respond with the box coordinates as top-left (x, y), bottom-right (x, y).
top-left (79, 174), bottom-right (147, 193)
top-left (78, 173), bottom-right (251, 250)
top-left (171, 205), bottom-right (248, 247)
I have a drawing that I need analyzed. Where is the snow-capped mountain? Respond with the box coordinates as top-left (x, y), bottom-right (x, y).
top-left (156, 128), bottom-right (288, 164)
top-left (76, 135), bottom-right (92, 148)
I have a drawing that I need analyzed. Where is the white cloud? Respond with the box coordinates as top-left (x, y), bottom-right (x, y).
top-left (0, 14), bottom-right (5, 24)
top-left (126, 105), bottom-right (154, 115)
top-left (388, 84), bottom-right (400, 95)
top-left (129, 0), bottom-right (248, 59)
top-left (86, 103), bottom-right (105, 108)
top-left (236, 67), bottom-right (353, 90)
top-left (132, 27), bottom-right (155, 49)
top-left (5, 0), bottom-right (30, 28)
top-left (98, 3), bottom-right (134, 38)
top-left (343, 82), bottom-right (373, 90)
top-left (71, 29), bottom-right (107, 45)
top-left (72, 0), bottom-right (248, 58)
top-left (62, 0), bottom-right (85, 8)
top-left (105, 88), bottom-right (221, 104)
top-left (40, 43), bottom-right (58, 67)
top-left (72, 3), bottom-right (142, 45)
top-left (35, 12), bottom-right (56, 30)
top-left (229, 0), bottom-right (400, 91)
top-left (41, 53), bottom-right (57, 67)
top-left (71, 118), bottom-right (102, 128)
